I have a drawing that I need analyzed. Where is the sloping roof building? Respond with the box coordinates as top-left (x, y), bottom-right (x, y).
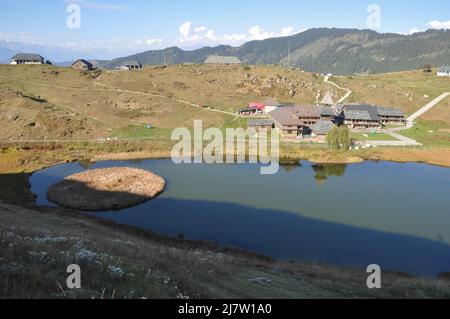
top-left (437, 66), bottom-right (450, 77)
top-left (343, 104), bottom-right (380, 121)
top-left (269, 107), bottom-right (305, 137)
top-left (120, 60), bottom-right (142, 70)
top-left (263, 98), bottom-right (282, 114)
top-left (376, 106), bottom-right (405, 125)
top-left (343, 104), bottom-right (382, 129)
top-left (72, 59), bottom-right (95, 71)
top-left (11, 53), bottom-right (45, 65)
top-left (310, 120), bottom-right (337, 136)
top-left (204, 55), bottom-right (242, 65)
top-left (376, 106), bottom-right (405, 117)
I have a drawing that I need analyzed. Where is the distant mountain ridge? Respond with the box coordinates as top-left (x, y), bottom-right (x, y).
top-left (98, 28), bottom-right (450, 75)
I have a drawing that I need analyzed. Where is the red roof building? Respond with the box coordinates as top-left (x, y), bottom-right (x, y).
top-left (249, 102), bottom-right (266, 111)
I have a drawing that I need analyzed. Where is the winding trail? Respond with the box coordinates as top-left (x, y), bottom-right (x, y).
top-left (93, 78), bottom-right (240, 117)
top-left (0, 73), bottom-right (241, 119)
top-left (324, 75), bottom-right (352, 103)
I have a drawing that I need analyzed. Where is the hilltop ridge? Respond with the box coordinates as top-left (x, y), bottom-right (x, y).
top-left (97, 28), bottom-right (450, 75)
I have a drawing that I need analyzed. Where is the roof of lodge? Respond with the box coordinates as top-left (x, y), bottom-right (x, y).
top-left (204, 55), bottom-right (242, 64)
top-left (320, 107), bottom-right (338, 117)
top-left (376, 106), bottom-right (405, 117)
top-left (310, 120), bottom-right (336, 135)
top-left (292, 105), bottom-right (323, 118)
top-left (248, 119), bottom-right (274, 127)
top-left (343, 104), bottom-right (381, 121)
top-left (321, 91), bottom-right (335, 105)
top-left (269, 107), bottom-right (305, 127)
top-left (11, 53), bottom-right (44, 61)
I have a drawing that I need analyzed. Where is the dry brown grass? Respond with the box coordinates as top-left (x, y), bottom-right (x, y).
top-left (422, 97), bottom-right (450, 123)
top-left (2, 201), bottom-right (450, 299)
top-left (334, 70), bottom-right (450, 115)
top-left (362, 148), bottom-right (450, 168)
top-left (47, 167), bottom-right (165, 211)
top-left (99, 64), bottom-right (339, 112)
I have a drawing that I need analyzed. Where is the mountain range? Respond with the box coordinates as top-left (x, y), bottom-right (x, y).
top-left (97, 28), bottom-right (450, 74)
top-left (1, 28), bottom-right (449, 74)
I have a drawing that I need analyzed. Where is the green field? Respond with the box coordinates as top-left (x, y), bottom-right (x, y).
top-left (400, 120), bottom-right (450, 148)
top-left (350, 132), bottom-right (397, 141)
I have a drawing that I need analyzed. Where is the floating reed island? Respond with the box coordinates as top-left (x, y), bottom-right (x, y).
top-left (47, 167), bottom-right (165, 211)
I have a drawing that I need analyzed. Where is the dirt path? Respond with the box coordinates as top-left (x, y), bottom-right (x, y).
top-left (94, 78), bottom-right (241, 118)
top-left (323, 75), bottom-right (352, 103)
top-left (0, 73), bottom-right (242, 121)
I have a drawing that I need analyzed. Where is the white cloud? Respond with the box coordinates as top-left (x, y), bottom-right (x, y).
top-left (194, 26), bottom-right (207, 33)
top-left (176, 22), bottom-right (301, 47)
top-left (408, 20), bottom-right (450, 35)
top-left (0, 31), bottom-right (42, 44)
top-left (426, 20), bottom-right (450, 30)
top-left (146, 38), bottom-right (163, 45)
top-left (408, 28), bottom-right (422, 35)
top-left (280, 27), bottom-right (295, 37)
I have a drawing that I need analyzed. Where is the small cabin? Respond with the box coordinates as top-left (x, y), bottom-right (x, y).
top-left (437, 66), bottom-right (450, 77)
top-left (204, 55), bottom-right (242, 65)
top-left (263, 98), bottom-right (282, 114)
top-left (10, 53), bottom-right (45, 65)
top-left (120, 60), bottom-right (142, 71)
top-left (72, 59), bottom-right (95, 71)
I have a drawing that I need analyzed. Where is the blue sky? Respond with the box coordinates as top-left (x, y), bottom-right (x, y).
top-left (0, 0), bottom-right (449, 56)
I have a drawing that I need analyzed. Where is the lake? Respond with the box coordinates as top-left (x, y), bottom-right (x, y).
top-left (30, 159), bottom-right (450, 276)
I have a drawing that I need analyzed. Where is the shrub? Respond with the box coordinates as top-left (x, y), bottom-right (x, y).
top-left (326, 126), bottom-right (350, 150)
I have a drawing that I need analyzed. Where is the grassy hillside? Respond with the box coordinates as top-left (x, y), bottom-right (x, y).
top-left (98, 64), bottom-right (334, 111)
top-left (0, 64), bottom-right (337, 141)
top-left (333, 70), bottom-right (450, 116)
top-left (1, 64), bottom-right (449, 146)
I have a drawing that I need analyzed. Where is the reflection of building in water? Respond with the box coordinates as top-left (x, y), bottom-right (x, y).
top-left (312, 164), bottom-right (347, 185)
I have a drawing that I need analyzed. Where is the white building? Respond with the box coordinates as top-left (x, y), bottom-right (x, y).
top-left (11, 53), bottom-right (45, 65)
top-left (263, 98), bottom-right (282, 114)
top-left (437, 66), bottom-right (450, 77)
top-left (120, 60), bottom-right (142, 71)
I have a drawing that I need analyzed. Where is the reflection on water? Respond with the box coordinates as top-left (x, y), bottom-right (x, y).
top-left (312, 164), bottom-right (347, 185)
top-left (29, 160), bottom-right (450, 276)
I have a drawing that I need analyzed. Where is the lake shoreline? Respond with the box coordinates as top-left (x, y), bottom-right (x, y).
top-left (89, 148), bottom-right (450, 169)
top-left (1, 148), bottom-right (450, 297)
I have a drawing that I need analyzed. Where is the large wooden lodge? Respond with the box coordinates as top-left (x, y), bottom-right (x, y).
top-left (248, 102), bottom-right (406, 139)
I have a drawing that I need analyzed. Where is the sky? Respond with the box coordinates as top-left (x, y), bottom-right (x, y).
top-left (0, 0), bottom-right (449, 59)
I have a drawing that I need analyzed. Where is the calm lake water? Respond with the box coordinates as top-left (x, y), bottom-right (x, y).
top-left (30, 160), bottom-right (450, 276)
